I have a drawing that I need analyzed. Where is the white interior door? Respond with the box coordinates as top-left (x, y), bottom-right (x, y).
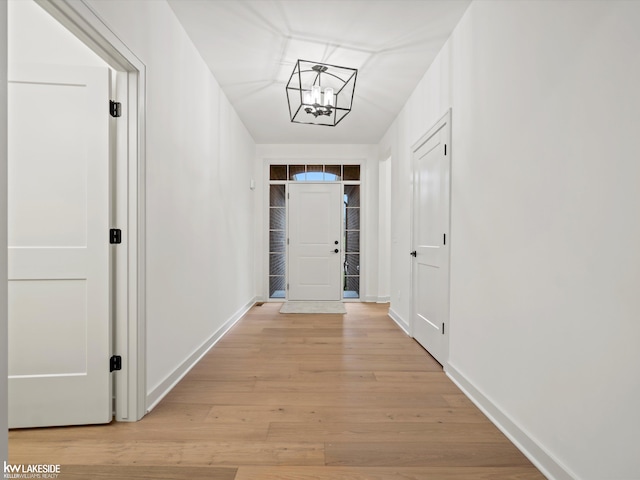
top-left (412, 114), bottom-right (451, 365)
top-left (8, 64), bottom-right (112, 428)
top-left (288, 183), bottom-right (342, 301)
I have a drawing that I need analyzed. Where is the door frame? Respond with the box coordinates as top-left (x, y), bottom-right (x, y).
top-left (410, 109), bottom-right (452, 364)
top-left (34, 0), bottom-right (147, 421)
top-left (263, 161), bottom-right (365, 303)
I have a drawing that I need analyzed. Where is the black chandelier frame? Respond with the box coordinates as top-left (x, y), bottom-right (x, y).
top-left (285, 59), bottom-right (358, 127)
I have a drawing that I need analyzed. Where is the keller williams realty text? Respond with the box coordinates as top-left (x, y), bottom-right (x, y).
top-left (3, 462), bottom-right (60, 479)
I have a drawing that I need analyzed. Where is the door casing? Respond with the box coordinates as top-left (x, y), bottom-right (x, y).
top-left (263, 163), bottom-right (365, 303)
top-left (34, 0), bottom-right (147, 421)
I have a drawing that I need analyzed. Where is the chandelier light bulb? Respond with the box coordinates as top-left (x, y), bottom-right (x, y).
top-left (311, 85), bottom-right (321, 105)
top-left (303, 90), bottom-right (313, 105)
top-left (324, 87), bottom-right (334, 107)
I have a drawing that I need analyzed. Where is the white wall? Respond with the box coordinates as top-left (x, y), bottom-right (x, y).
top-left (377, 153), bottom-right (391, 302)
top-left (0, 0), bottom-right (8, 466)
top-left (380, 1), bottom-right (640, 478)
top-left (84, 0), bottom-right (256, 406)
top-left (255, 144), bottom-right (382, 302)
top-left (8, 0), bottom-right (105, 66)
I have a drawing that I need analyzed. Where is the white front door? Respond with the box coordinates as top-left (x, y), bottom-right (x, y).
top-left (288, 183), bottom-right (342, 301)
top-left (411, 113), bottom-right (451, 365)
top-left (8, 64), bottom-right (112, 428)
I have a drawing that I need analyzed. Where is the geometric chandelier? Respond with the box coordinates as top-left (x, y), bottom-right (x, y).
top-left (286, 59), bottom-right (358, 127)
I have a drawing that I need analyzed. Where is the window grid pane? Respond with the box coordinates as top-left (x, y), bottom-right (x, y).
top-left (289, 165), bottom-right (305, 181)
top-left (343, 165), bottom-right (360, 181)
top-left (269, 276), bottom-right (285, 298)
top-left (270, 185), bottom-right (286, 207)
top-left (270, 165), bottom-right (287, 181)
top-left (344, 254), bottom-right (360, 276)
top-left (269, 207), bottom-right (285, 231)
top-left (346, 231), bottom-right (360, 254)
top-left (269, 253), bottom-right (286, 276)
top-left (307, 165), bottom-right (323, 172)
top-left (344, 276), bottom-right (359, 298)
top-left (346, 207), bottom-right (360, 230)
top-left (344, 185), bottom-right (360, 207)
top-left (269, 230), bottom-right (285, 253)
top-left (325, 165), bottom-right (341, 181)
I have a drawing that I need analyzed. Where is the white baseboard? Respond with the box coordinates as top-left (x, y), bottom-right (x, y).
top-left (446, 363), bottom-right (576, 480)
top-left (361, 295), bottom-right (391, 303)
top-left (388, 307), bottom-right (410, 336)
top-left (145, 297), bottom-right (257, 412)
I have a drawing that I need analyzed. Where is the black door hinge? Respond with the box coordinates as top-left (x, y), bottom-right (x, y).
top-left (110, 100), bottom-right (122, 118)
top-left (444, 144), bottom-right (447, 155)
top-left (110, 355), bottom-right (122, 372)
top-left (442, 323), bottom-right (445, 335)
top-left (444, 233), bottom-right (446, 245)
top-left (110, 228), bottom-right (122, 244)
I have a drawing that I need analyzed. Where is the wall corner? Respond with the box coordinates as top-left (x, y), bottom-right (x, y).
top-left (0, 0), bottom-right (9, 465)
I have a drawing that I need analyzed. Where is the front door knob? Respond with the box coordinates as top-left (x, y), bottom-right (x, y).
top-left (410, 251), bottom-right (417, 257)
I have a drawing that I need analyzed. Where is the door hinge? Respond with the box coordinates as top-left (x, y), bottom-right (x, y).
top-left (442, 323), bottom-right (445, 335)
top-left (286, 283), bottom-right (289, 290)
top-left (110, 228), bottom-right (122, 244)
top-left (443, 233), bottom-right (446, 245)
top-left (110, 355), bottom-right (122, 372)
top-left (287, 238), bottom-right (289, 245)
top-left (444, 144), bottom-right (447, 155)
top-left (109, 100), bottom-right (122, 118)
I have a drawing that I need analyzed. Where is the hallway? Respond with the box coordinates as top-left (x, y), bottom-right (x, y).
top-left (9, 302), bottom-right (544, 479)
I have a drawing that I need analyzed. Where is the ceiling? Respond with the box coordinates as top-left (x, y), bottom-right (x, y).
top-left (167, 0), bottom-right (471, 144)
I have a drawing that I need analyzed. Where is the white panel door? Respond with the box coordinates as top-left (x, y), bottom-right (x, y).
top-left (8, 64), bottom-right (112, 428)
top-left (288, 183), bottom-right (342, 301)
top-left (412, 116), bottom-right (450, 365)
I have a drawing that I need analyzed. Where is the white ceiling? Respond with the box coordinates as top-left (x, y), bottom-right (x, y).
top-left (167, 0), bottom-right (471, 144)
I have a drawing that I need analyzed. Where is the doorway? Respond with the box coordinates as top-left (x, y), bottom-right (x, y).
top-left (411, 110), bottom-right (451, 365)
top-left (7, 0), bottom-right (146, 424)
top-left (267, 164), bottom-right (361, 301)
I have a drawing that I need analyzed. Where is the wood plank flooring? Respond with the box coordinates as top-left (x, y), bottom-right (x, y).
top-left (9, 302), bottom-right (545, 479)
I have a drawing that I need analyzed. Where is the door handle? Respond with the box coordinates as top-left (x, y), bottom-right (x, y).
top-left (410, 251), bottom-right (417, 257)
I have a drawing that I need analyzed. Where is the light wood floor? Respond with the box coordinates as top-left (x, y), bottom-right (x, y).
top-left (9, 302), bottom-right (545, 479)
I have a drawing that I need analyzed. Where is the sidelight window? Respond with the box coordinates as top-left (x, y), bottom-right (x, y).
top-left (343, 184), bottom-right (360, 298)
top-left (269, 184), bottom-right (286, 298)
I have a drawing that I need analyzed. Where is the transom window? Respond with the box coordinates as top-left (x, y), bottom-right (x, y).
top-left (270, 164), bottom-right (360, 182)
